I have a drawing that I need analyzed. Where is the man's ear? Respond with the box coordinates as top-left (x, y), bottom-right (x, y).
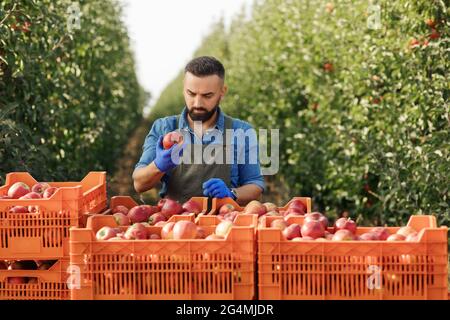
top-left (221, 84), bottom-right (228, 98)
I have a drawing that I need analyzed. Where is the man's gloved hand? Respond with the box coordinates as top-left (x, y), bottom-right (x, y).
top-left (202, 178), bottom-right (233, 198)
top-left (154, 136), bottom-right (184, 173)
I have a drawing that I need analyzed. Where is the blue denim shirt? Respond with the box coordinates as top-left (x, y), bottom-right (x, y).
top-left (134, 107), bottom-right (266, 198)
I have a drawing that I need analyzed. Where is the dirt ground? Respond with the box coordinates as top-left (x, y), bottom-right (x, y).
top-left (108, 118), bottom-right (160, 205)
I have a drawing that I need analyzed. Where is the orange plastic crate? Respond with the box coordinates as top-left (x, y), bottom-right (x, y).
top-left (0, 172), bottom-right (107, 259)
top-left (69, 213), bottom-right (257, 300)
top-left (211, 197), bottom-right (312, 215)
top-left (0, 259), bottom-right (70, 300)
top-left (258, 215), bottom-right (448, 300)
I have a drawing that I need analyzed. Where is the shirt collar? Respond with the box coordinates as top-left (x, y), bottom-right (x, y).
top-left (179, 106), bottom-right (225, 133)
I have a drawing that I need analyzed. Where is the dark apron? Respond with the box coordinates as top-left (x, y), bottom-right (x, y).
top-left (165, 115), bottom-right (233, 203)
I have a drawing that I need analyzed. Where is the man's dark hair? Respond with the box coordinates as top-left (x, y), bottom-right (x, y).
top-left (185, 56), bottom-right (225, 79)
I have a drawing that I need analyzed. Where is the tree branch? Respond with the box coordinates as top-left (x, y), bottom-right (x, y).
top-left (0, 3), bottom-right (17, 27)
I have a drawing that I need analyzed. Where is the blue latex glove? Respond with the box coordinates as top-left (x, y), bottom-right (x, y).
top-left (154, 136), bottom-right (185, 173)
top-left (202, 178), bottom-right (233, 198)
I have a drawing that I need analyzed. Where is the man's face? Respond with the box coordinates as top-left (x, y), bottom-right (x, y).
top-left (183, 72), bottom-right (227, 122)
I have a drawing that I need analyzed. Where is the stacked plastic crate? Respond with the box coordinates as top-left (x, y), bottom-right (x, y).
top-left (0, 172), bottom-right (107, 300)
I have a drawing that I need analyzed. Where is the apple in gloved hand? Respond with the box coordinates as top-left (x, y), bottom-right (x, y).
top-left (163, 131), bottom-right (184, 150)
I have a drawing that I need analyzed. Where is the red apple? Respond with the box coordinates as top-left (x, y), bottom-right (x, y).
top-left (244, 200), bottom-right (267, 216)
top-left (283, 208), bottom-right (306, 217)
top-left (7, 277), bottom-right (27, 284)
top-left (266, 210), bottom-right (281, 217)
top-left (370, 227), bottom-right (391, 241)
top-left (8, 260), bottom-right (38, 284)
top-left (292, 236), bottom-right (314, 242)
top-left (206, 234), bottom-right (224, 240)
top-left (157, 199), bottom-right (166, 211)
top-left (31, 182), bottom-right (51, 195)
top-left (19, 192), bottom-right (41, 200)
top-left (429, 29), bottom-right (440, 40)
top-left (324, 231), bottom-right (334, 240)
top-left (10, 260), bottom-right (38, 270)
top-left (334, 217), bottom-right (357, 234)
top-left (0, 261), bottom-right (7, 269)
top-left (113, 213), bottom-right (131, 226)
top-left (124, 223), bottom-right (148, 240)
top-left (257, 216), bottom-right (265, 228)
top-left (218, 203), bottom-right (235, 216)
top-left (149, 233), bottom-right (161, 240)
top-left (223, 211), bottom-right (238, 222)
top-left (154, 221), bottom-right (166, 227)
top-left (8, 182), bottom-right (30, 199)
top-left (161, 222), bottom-right (176, 239)
top-left (425, 19), bottom-right (436, 28)
top-left (301, 220), bottom-right (325, 239)
top-left (128, 205), bottom-right (154, 223)
top-left (332, 229), bottom-right (355, 241)
top-left (323, 62), bottom-right (334, 72)
top-left (163, 131), bottom-right (184, 150)
top-left (28, 205), bottom-right (39, 213)
top-left (9, 206), bottom-right (29, 213)
top-left (148, 212), bottom-right (166, 225)
top-left (112, 205), bottom-right (129, 215)
top-left (173, 221), bottom-right (198, 239)
top-left (161, 199), bottom-right (183, 218)
top-left (96, 226), bottom-right (121, 240)
top-left (196, 226), bottom-right (206, 239)
top-left (215, 220), bottom-right (234, 237)
top-left (270, 219), bottom-right (288, 230)
top-left (43, 187), bottom-right (58, 199)
top-left (263, 202), bottom-right (278, 213)
top-left (359, 232), bottom-right (379, 241)
top-left (107, 236), bottom-right (124, 241)
top-left (35, 260), bottom-right (55, 270)
top-left (387, 234), bottom-right (406, 241)
top-left (287, 199), bottom-right (307, 214)
top-left (405, 233), bottom-right (419, 242)
top-left (396, 226), bottom-right (417, 238)
top-left (304, 212), bottom-right (328, 229)
top-left (282, 223), bottom-right (301, 240)
top-left (182, 199), bottom-right (202, 214)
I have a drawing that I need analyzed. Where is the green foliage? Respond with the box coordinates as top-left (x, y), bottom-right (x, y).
top-left (225, 0), bottom-right (449, 226)
top-left (0, 0), bottom-right (148, 182)
top-left (151, 0), bottom-right (449, 227)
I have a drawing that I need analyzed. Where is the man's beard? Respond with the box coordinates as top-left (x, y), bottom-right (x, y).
top-left (188, 104), bottom-right (219, 122)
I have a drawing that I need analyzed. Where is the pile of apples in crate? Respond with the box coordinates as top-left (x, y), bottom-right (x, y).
top-left (275, 214), bottom-right (420, 242)
top-left (0, 181), bottom-right (58, 213)
top-left (0, 260), bottom-right (57, 284)
top-left (96, 198), bottom-right (232, 241)
top-left (217, 199), bottom-right (421, 242)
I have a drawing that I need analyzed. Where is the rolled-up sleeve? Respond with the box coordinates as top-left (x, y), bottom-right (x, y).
top-left (134, 118), bottom-right (164, 170)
